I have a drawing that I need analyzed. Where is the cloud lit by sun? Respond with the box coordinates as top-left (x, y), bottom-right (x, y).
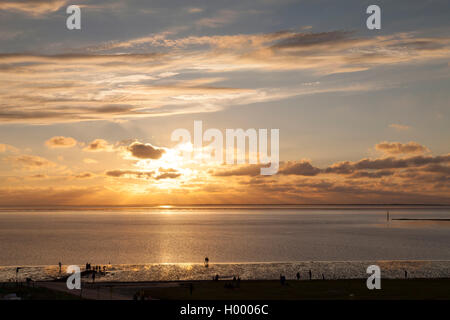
top-left (0, 0), bottom-right (448, 206)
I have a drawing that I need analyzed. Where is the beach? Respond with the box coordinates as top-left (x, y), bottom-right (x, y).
top-left (1, 206), bottom-right (450, 300)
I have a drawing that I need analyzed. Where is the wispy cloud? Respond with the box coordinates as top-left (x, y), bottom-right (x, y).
top-left (6, 154), bottom-right (58, 170)
top-left (389, 123), bottom-right (410, 131)
top-left (83, 139), bottom-right (115, 152)
top-left (0, 143), bottom-right (19, 153)
top-left (195, 9), bottom-right (239, 28)
top-left (45, 136), bottom-right (77, 148)
top-left (375, 141), bottom-right (429, 155)
top-left (187, 7), bottom-right (203, 14)
top-left (0, 30), bottom-right (448, 124)
top-left (0, 0), bottom-right (69, 17)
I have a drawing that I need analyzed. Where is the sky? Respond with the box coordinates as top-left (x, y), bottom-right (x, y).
top-left (0, 0), bottom-right (449, 205)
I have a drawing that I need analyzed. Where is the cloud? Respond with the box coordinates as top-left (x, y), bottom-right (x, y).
top-left (271, 31), bottom-right (353, 49)
top-left (1, 30), bottom-right (449, 124)
top-left (72, 172), bottom-right (94, 179)
top-left (0, 143), bottom-right (19, 153)
top-left (127, 141), bottom-right (165, 159)
top-left (213, 164), bottom-right (262, 177)
top-left (279, 161), bottom-right (321, 176)
top-left (0, 0), bottom-right (117, 17)
top-left (8, 154), bottom-right (57, 170)
top-left (325, 154), bottom-right (450, 174)
top-left (25, 171), bottom-right (95, 181)
top-left (45, 136), bottom-right (77, 148)
top-left (83, 158), bottom-right (98, 164)
top-left (212, 152), bottom-right (450, 180)
top-left (422, 164), bottom-right (450, 175)
top-left (1, 150), bottom-right (449, 205)
top-left (83, 139), bottom-right (114, 152)
top-left (389, 123), bottom-right (410, 131)
top-left (375, 141), bottom-right (430, 155)
top-left (30, 174), bottom-right (48, 179)
top-left (349, 170), bottom-right (394, 179)
top-left (195, 10), bottom-right (238, 28)
top-left (187, 7), bottom-right (203, 14)
top-left (0, 30), bottom-right (22, 41)
top-left (155, 172), bottom-right (181, 180)
top-left (0, 0), bottom-right (69, 16)
top-left (105, 167), bottom-right (181, 180)
top-left (105, 170), bottom-right (156, 180)
top-left (214, 161), bottom-right (323, 177)
top-left (0, 186), bottom-right (116, 206)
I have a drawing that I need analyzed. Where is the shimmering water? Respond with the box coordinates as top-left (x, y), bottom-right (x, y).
top-left (0, 206), bottom-right (449, 281)
top-left (1, 260), bottom-right (450, 282)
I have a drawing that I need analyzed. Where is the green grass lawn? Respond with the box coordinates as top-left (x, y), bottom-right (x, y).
top-left (140, 279), bottom-right (450, 300)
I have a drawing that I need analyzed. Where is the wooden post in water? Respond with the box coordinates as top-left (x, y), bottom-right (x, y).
top-left (387, 210), bottom-right (390, 221)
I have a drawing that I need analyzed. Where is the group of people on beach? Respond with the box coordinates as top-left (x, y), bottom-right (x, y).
top-left (85, 263), bottom-right (107, 274)
top-left (85, 263), bottom-right (109, 282)
top-left (56, 262), bottom-right (109, 283)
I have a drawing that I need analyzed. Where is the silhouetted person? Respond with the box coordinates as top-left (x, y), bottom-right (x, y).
top-left (322, 273), bottom-right (325, 280)
top-left (215, 274), bottom-right (219, 281)
top-left (296, 272), bottom-right (300, 280)
top-left (204, 257), bottom-right (209, 268)
top-left (309, 269), bottom-right (312, 280)
top-left (233, 276), bottom-right (236, 281)
top-left (86, 263), bottom-right (89, 270)
top-left (16, 267), bottom-right (21, 283)
top-left (92, 271), bottom-right (96, 283)
top-left (58, 262), bottom-right (62, 274)
top-left (405, 270), bottom-right (408, 279)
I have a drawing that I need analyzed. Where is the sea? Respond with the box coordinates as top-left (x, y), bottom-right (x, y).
top-left (1, 205), bottom-right (449, 282)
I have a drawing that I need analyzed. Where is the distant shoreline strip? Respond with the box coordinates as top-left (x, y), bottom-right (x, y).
top-left (392, 218), bottom-right (450, 221)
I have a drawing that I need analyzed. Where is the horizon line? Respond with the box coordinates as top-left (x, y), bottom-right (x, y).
top-left (1, 203), bottom-right (449, 208)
